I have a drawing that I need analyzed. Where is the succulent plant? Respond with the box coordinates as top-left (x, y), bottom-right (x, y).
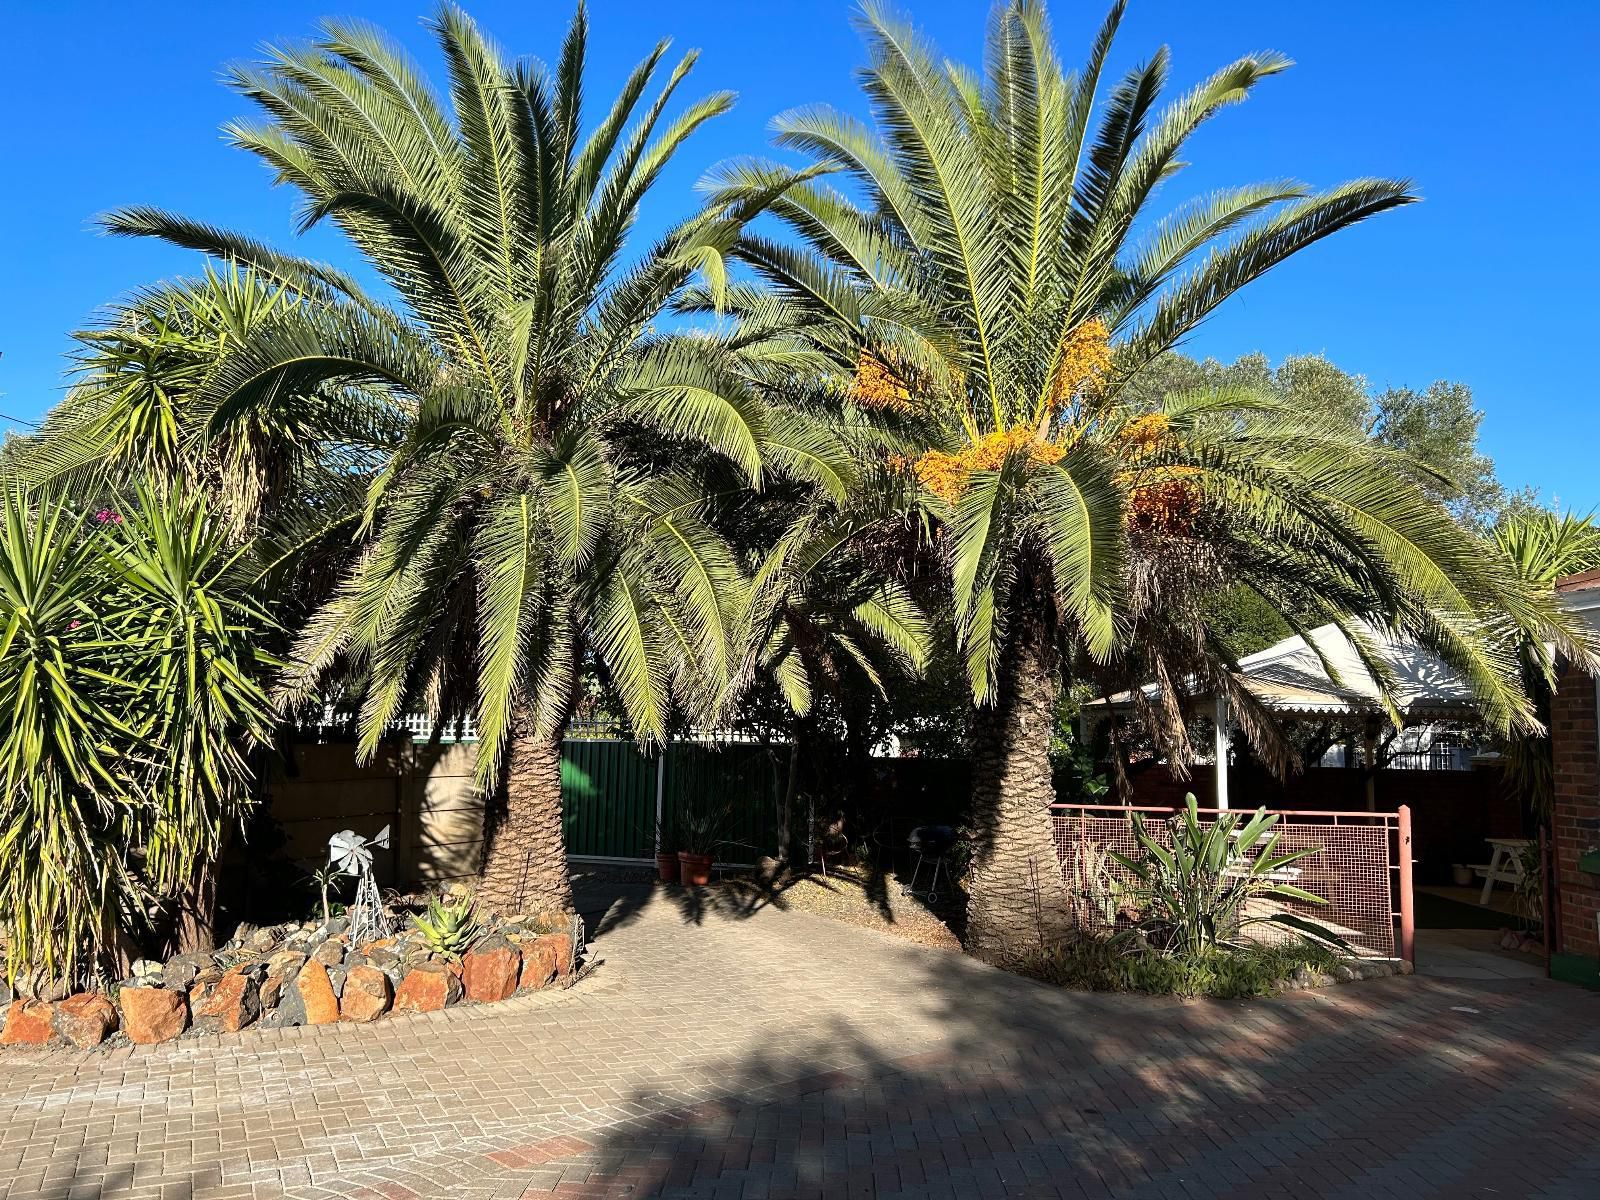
top-left (409, 893), bottom-right (480, 960)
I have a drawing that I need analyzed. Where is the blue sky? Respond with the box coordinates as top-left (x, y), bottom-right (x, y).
top-left (3, 1), bottom-right (1597, 507)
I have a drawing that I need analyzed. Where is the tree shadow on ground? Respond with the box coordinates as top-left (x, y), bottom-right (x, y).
top-left (513, 926), bottom-right (1600, 1199)
top-left (577, 861), bottom-right (964, 944)
top-left (23, 1153), bottom-right (219, 1200)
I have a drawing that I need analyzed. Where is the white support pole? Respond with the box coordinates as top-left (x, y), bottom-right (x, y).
top-left (1214, 691), bottom-right (1230, 810)
top-left (654, 751), bottom-right (666, 854)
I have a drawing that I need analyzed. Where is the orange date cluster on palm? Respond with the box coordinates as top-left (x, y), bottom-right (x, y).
top-left (849, 349), bottom-right (914, 412)
top-left (1046, 318), bottom-right (1113, 409)
top-left (897, 427), bottom-right (1067, 505)
top-left (1128, 476), bottom-right (1204, 537)
top-left (1114, 412), bottom-right (1205, 536)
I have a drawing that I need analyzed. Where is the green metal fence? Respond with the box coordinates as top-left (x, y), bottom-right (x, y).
top-left (560, 740), bottom-right (657, 860)
top-left (561, 739), bottom-right (789, 862)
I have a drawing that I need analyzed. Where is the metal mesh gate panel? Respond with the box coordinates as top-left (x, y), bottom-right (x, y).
top-left (1051, 804), bottom-right (1404, 959)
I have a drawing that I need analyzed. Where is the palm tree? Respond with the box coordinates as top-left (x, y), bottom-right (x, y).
top-left (711, 0), bottom-right (1583, 962)
top-left (741, 494), bottom-right (933, 837)
top-left (1490, 508), bottom-right (1600, 816)
top-left (9, 265), bottom-right (402, 586)
top-left (105, 3), bottom-right (846, 915)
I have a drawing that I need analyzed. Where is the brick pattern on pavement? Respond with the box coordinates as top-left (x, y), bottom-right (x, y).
top-left (2, 881), bottom-right (1597, 1199)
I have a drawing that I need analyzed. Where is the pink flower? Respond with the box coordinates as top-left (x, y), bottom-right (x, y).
top-left (68, 620), bottom-right (81, 631)
top-left (93, 509), bottom-right (123, 525)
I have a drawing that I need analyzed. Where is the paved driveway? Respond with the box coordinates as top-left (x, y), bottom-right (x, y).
top-left (3, 880), bottom-right (1598, 1200)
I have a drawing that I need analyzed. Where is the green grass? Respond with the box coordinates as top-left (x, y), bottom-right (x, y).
top-left (1024, 938), bottom-right (1341, 999)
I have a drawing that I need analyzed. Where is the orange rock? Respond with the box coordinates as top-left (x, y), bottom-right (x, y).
top-left (462, 940), bottom-right (520, 1003)
top-left (294, 961), bottom-right (340, 1025)
top-left (394, 963), bottom-right (462, 1014)
top-left (1, 1000), bottom-right (56, 1045)
top-left (339, 966), bottom-right (392, 1023)
top-left (194, 973), bottom-right (261, 1033)
top-left (534, 933), bottom-right (573, 979)
top-left (519, 940), bottom-right (559, 991)
top-left (120, 987), bottom-right (188, 1044)
top-left (52, 994), bottom-right (117, 1048)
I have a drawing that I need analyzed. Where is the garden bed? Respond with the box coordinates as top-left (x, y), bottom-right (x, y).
top-left (1023, 938), bottom-right (1411, 1000)
top-left (756, 866), bottom-right (963, 950)
top-left (0, 896), bottom-right (583, 1052)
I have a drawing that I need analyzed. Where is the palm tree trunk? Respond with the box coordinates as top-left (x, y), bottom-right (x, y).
top-left (477, 700), bottom-right (574, 916)
top-left (841, 689), bottom-right (876, 819)
top-left (964, 603), bottom-right (1074, 966)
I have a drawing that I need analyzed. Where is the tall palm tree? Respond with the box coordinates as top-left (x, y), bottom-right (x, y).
top-left (105, 3), bottom-right (846, 915)
top-left (711, 0), bottom-right (1583, 962)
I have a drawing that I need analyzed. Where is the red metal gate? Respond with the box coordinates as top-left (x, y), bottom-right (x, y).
top-left (1049, 803), bottom-right (1415, 962)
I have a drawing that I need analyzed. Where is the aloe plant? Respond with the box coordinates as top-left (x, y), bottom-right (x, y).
top-left (1112, 794), bottom-right (1346, 955)
top-left (409, 893), bottom-right (480, 960)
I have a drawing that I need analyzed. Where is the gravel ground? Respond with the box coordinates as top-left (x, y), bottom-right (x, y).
top-left (725, 865), bottom-right (964, 950)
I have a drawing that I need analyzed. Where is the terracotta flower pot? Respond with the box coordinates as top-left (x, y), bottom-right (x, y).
top-left (657, 852), bottom-right (681, 883)
top-left (677, 851), bottom-right (714, 887)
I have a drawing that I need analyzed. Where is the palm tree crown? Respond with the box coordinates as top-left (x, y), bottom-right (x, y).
top-left (100, 2), bottom-right (864, 910)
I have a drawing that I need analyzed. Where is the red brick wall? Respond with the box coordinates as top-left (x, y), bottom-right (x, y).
top-left (1552, 659), bottom-right (1600, 959)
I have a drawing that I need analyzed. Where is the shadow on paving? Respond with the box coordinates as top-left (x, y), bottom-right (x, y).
top-left (577, 861), bottom-right (950, 935)
top-left (530, 913), bottom-right (1600, 1200)
top-left (33, 1155), bottom-right (216, 1200)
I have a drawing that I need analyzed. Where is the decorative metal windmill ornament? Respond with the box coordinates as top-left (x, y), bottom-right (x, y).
top-left (328, 825), bottom-right (392, 945)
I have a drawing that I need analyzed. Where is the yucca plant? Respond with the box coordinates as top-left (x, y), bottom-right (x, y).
top-left (0, 487), bottom-right (273, 980)
top-left (703, 0), bottom-right (1588, 962)
top-left (410, 893), bottom-right (481, 960)
top-left (1111, 795), bottom-right (1343, 956)
top-left (675, 800), bottom-right (736, 858)
top-left (100, 3), bottom-right (853, 915)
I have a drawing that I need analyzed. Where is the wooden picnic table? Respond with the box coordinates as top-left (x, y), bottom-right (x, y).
top-left (1473, 837), bottom-right (1532, 905)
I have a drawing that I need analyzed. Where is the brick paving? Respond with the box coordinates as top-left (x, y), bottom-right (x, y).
top-left (2, 881), bottom-right (1598, 1199)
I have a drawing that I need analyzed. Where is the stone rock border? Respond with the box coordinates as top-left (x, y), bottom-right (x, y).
top-left (0, 911), bottom-right (578, 1051)
top-left (1284, 956), bottom-right (1415, 990)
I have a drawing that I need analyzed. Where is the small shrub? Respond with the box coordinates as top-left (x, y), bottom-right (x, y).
top-left (1025, 938), bottom-right (1339, 1000)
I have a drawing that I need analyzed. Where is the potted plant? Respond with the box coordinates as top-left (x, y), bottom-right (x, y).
top-left (676, 802), bottom-right (733, 886)
top-left (635, 816), bottom-right (680, 883)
